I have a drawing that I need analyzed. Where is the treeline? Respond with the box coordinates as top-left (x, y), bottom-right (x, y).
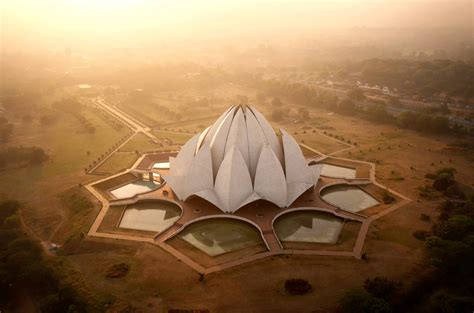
top-left (338, 169), bottom-right (474, 313)
top-left (241, 74), bottom-right (469, 136)
top-left (105, 63), bottom-right (230, 93)
top-left (343, 98), bottom-right (455, 135)
top-left (342, 59), bottom-right (474, 100)
top-left (0, 146), bottom-right (48, 168)
top-left (1, 91), bottom-right (42, 113)
top-left (0, 201), bottom-right (106, 312)
top-left (53, 98), bottom-right (96, 133)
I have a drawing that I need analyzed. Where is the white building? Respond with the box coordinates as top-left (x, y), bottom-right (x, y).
top-left (164, 105), bottom-right (320, 213)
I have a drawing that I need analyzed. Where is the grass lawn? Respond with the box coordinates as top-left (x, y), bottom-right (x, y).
top-left (293, 131), bottom-right (349, 155)
top-left (95, 152), bottom-right (138, 174)
top-left (158, 116), bottom-right (218, 131)
top-left (0, 108), bottom-right (128, 198)
top-left (152, 130), bottom-right (193, 145)
top-left (117, 102), bottom-right (161, 127)
top-left (118, 133), bottom-right (163, 153)
top-left (374, 225), bottom-right (421, 249)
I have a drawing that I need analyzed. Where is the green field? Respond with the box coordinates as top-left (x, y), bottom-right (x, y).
top-left (152, 130), bottom-right (193, 145)
top-left (95, 152), bottom-right (138, 174)
top-left (118, 133), bottom-right (163, 153)
top-left (0, 108), bottom-right (128, 198)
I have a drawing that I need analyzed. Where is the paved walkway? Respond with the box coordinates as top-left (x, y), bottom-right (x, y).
top-left (94, 98), bottom-right (158, 141)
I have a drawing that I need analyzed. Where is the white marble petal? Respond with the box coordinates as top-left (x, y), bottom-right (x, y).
top-left (254, 144), bottom-right (287, 207)
top-left (249, 106), bottom-right (284, 164)
top-left (245, 108), bottom-right (267, 179)
top-left (209, 107), bottom-right (236, 176)
top-left (224, 108), bottom-right (250, 168)
top-left (172, 133), bottom-right (200, 176)
top-left (214, 146), bottom-right (254, 213)
top-left (281, 129), bottom-right (314, 206)
top-left (183, 145), bottom-right (214, 199)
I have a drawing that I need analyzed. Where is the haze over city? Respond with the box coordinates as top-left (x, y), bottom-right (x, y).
top-left (1, 1), bottom-right (473, 313)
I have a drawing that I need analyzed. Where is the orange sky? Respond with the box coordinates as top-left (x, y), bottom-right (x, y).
top-left (2, 0), bottom-right (472, 53)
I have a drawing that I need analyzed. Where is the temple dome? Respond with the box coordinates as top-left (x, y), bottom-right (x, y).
top-left (163, 105), bottom-right (320, 213)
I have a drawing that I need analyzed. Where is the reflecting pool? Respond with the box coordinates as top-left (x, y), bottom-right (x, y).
top-left (274, 210), bottom-right (343, 243)
top-left (319, 164), bottom-right (356, 179)
top-left (119, 201), bottom-right (181, 232)
top-left (321, 185), bottom-right (379, 212)
top-left (110, 180), bottom-right (160, 199)
top-left (179, 219), bottom-right (263, 256)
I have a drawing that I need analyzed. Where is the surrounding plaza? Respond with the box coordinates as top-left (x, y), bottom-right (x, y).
top-left (86, 104), bottom-right (411, 274)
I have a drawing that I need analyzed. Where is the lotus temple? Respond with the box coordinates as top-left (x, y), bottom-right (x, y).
top-left (86, 105), bottom-right (410, 274)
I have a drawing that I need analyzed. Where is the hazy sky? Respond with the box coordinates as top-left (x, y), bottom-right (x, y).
top-left (2, 0), bottom-right (473, 53)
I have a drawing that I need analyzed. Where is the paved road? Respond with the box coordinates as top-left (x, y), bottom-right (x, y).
top-left (93, 98), bottom-right (158, 141)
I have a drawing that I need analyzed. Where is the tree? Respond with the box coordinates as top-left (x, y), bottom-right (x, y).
top-left (338, 99), bottom-right (356, 112)
top-left (433, 172), bottom-right (454, 191)
top-left (364, 277), bottom-right (396, 301)
top-left (29, 148), bottom-right (48, 165)
top-left (347, 88), bottom-right (366, 102)
top-left (339, 289), bottom-right (372, 313)
top-left (388, 96), bottom-right (402, 108)
top-left (340, 289), bottom-right (393, 313)
top-left (426, 236), bottom-right (473, 274)
top-left (432, 215), bottom-right (474, 241)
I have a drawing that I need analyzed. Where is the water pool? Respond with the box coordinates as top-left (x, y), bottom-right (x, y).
top-left (119, 201), bottom-right (180, 232)
top-left (110, 180), bottom-right (160, 199)
top-left (274, 211), bottom-right (343, 243)
top-left (153, 162), bottom-right (170, 169)
top-left (321, 185), bottom-right (379, 212)
top-left (319, 164), bottom-right (356, 179)
top-left (178, 219), bottom-right (263, 256)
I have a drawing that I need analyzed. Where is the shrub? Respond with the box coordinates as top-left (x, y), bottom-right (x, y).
top-left (284, 279), bottom-right (312, 295)
top-left (420, 214), bottom-right (431, 222)
top-left (382, 190), bottom-right (395, 204)
top-left (339, 289), bottom-right (393, 313)
top-left (363, 277), bottom-right (397, 300)
top-left (413, 230), bottom-right (430, 241)
top-left (445, 184), bottom-right (465, 199)
top-left (105, 263), bottom-right (130, 278)
top-left (433, 173), bottom-right (455, 191)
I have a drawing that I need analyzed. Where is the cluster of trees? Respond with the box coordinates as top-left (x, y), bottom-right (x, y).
top-left (1, 91), bottom-right (41, 113)
top-left (342, 59), bottom-right (474, 100)
top-left (0, 117), bottom-right (14, 143)
top-left (334, 96), bottom-right (453, 135)
top-left (417, 170), bottom-right (474, 312)
top-left (0, 146), bottom-right (48, 168)
top-left (396, 111), bottom-right (450, 134)
top-left (339, 277), bottom-right (396, 313)
top-left (0, 201), bottom-right (98, 312)
top-left (243, 74), bottom-right (465, 136)
top-left (106, 63), bottom-right (229, 93)
top-left (124, 91), bottom-right (182, 124)
top-left (339, 169), bottom-right (474, 312)
top-left (53, 98), bottom-right (96, 133)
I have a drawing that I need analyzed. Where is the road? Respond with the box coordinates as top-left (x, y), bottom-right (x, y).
top-left (93, 97), bottom-right (158, 141)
